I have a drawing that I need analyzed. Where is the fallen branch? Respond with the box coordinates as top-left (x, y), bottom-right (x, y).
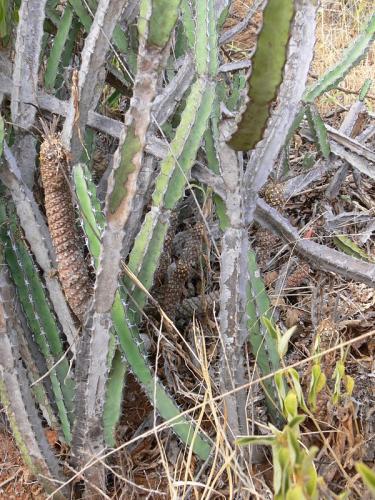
top-left (190, 165), bottom-right (375, 286)
top-left (254, 199), bottom-right (375, 287)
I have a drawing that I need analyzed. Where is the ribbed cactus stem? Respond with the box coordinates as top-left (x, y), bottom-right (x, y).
top-left (124, 79), bottom-right (216, 316)
top-left (73, 164), bottom-right (211, 460)
top-left (94, 0), bottom-right (181, 313)
top-left (1, 214), bottom-right (75, 442)
top-left (228, 0), bottom-right (295, 151)
top-left (304, 12), bottom-right (375, 102)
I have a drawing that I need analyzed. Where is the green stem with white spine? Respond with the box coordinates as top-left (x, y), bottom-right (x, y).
top-left (74, 164), bottom-right (212, 460)
top-left (0, 207), bottom-right (74, 443)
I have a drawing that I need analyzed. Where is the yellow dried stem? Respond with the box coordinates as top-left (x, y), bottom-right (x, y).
top-left (39, 130), bottom-right (92, 321)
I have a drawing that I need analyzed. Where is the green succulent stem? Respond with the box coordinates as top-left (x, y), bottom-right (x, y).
top-left (228, 0), bottom-right (295, 150)
top-left (0, 207), bottom-right (74, 443)
top-left (73, 164), bottom-right (211, 460)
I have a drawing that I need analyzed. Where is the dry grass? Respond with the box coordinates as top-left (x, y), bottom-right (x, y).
top-left (224, 0), bottom-right (375, 112)
top-left (0, 427), bottom-right (45, 499)
top-left (313, 0), bottom-right (374, 112)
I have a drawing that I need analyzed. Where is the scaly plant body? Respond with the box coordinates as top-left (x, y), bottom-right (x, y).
top-left (39, 128), bottom-right (92, 320)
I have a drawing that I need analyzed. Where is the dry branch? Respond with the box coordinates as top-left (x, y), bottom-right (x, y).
top-left (255, 199), bottom-right (375, 287)
top-left (0, 143), bottom-right (78, 349)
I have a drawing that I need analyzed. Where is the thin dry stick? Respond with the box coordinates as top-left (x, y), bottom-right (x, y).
top-left (153, 317), bottom-right (175, 499)
top-left (46, 327), bottom-right (375, 499)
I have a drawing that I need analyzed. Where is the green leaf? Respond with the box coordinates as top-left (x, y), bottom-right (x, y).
top-left (288, 369), bottom-right (308, 413)
top-left (288, 415), bottom-right (306, 429)
top-left (308, 364), bottom-right (326, 410)
top-left (286, 425), bottom-right (300, 466)
top-left (332, 359), bottom-right (345, 404)
top-left (303, 448), bottom-right (319, 497)
top-left (333, 235), bottom-right (374, 263)
top-left (284, 391), bottom-right (298, 420)
top-left (236, 435), bottom-right (275, 447)
top-left (279, 325), bottom-right (297, 359)
top-left (273, 444), bottom-right (283, 496)
top-left (262, 316), bottom-right (279, 342)
top-left (304, 13), bottom-right (375, 102)
top-left (275, 372), bottom-right (287, 409)
top-left (286, 485), bottom-right (306, 500)
top-left (344, 374), bottom-right (355, 396)
top-left (355, 462), bottom-right (375, 495)
top-left (277, 447), bottom-right (291, 499)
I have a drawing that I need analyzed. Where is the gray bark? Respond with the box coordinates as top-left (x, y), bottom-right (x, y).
top-left (217, 125), bottom-right (249, 439)
top-left (10, 0), bottom-right (47, 188)
top-left (0, 143), bottom-right (78, 352)
top-left (255, 199), bottom-right (375, 287)
top-left (11, 0), bottom-right (46, 129)
top-left (62, 0), bottom-right (128, 162)
top-left (0, 266), bottom-right (67, 499)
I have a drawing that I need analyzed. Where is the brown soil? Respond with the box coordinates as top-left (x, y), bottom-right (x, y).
top-left (0, 426), bottom-right (45, 499)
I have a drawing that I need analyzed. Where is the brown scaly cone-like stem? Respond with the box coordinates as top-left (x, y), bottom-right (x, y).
top-left (39, 127), bottom-right (92, 321)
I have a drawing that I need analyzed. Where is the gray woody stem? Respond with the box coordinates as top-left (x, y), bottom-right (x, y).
top-left (192, 164), bottom-right (375, 287)
top-left (0, 143), bottom-right (78, 351)
top-left (0, 266), bottom-right (67, 499)
top-left (254, 199), bottom-right (375, 287)
top-left (62, 0), bottom-right (128, 162)
top-left (217, 123), bottom-right (249, 439)
top-left (11, 0), bottom-right (47, 188)
top-left (69, 0), bottom-right (127, 492)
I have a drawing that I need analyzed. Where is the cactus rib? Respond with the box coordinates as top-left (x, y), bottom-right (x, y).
top-left (125, 80), bottom-right (215, 316)
top-left (95, 0), bottom-right (181, 314)
top-left (0, 250), bottom-right (69, 498)
top-left (73, 164), bottom-right (211, 460)
top-left (1, 217), bottom-right (74, 442)
top-left (45, 5), bottom-right (74, 90)
top-left (228, 0), bottom-right (295, 151)
top-left (304, 12), bottom-right (375, 103)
